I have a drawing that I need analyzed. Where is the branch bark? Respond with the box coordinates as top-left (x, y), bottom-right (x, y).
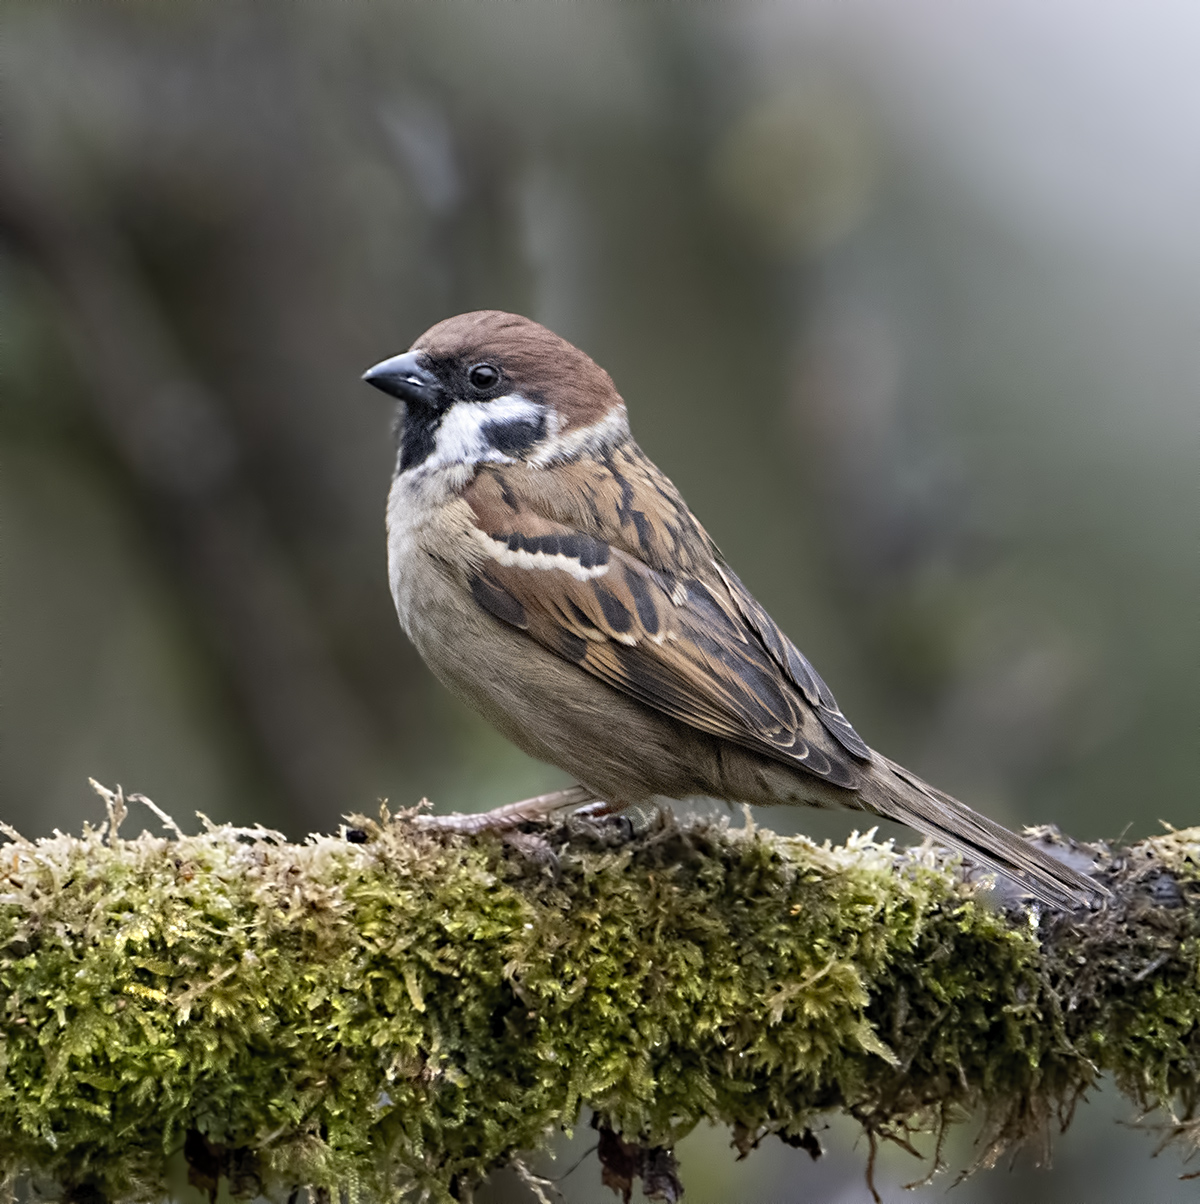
top-left (1, 790), bottom-right (1196, 1203)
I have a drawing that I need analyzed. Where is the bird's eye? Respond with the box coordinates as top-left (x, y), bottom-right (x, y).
top-left (468, 363), bottom-right (500, 391)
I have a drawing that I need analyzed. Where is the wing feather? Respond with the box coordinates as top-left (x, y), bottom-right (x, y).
top-left (712, 562), bottom-right (872, 759)
top-left (463, 461), bottom-right (865, 789)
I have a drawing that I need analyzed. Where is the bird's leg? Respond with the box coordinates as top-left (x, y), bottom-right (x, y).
top-left (413, 784), bottom-right (601, 833)
top-left (571, 799), bottom-right (629, 820)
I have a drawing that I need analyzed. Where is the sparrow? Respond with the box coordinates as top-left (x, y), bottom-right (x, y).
top-left (363, 311), bottom-right (1102, 908)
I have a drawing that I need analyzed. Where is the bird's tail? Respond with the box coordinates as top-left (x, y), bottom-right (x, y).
top-left (858, 754), bottom-right (1107, 909)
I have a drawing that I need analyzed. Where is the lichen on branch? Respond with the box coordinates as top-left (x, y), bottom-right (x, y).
top-left (1, 788), bottom-right (1196, 1203)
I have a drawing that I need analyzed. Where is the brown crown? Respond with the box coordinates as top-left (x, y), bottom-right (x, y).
top-left (411, 311), bottom-right (624, 432)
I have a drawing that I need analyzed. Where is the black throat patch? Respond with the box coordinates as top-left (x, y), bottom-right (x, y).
top-left (397, 404), bottom-right (444, 472)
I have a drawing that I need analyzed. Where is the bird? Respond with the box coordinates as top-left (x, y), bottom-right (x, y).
top-left (363, 310), bottom-right (1102, 909)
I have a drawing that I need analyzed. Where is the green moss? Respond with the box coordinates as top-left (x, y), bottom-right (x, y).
top-left (1, 799), bottom-right (1196, 1202)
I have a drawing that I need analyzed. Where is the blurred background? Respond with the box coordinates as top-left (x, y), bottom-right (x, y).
top-left (2, 1), bottom-right (1196, 1200)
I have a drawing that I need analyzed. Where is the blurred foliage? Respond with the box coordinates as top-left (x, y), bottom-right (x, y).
top-left (0, 2), bottom-right (1196, 1200)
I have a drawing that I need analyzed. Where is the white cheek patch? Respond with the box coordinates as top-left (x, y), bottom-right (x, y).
top-left (420, 395), bottom-right (546, 474)
top-left (474, 528), bottom-right (611, 582)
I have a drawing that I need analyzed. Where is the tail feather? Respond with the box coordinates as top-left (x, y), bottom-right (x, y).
top-left (861, 755), bottom-right (1108, 909)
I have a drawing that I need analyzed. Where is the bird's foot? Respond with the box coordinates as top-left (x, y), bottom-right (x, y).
top-left (572, 799), bottom-right (628, 821)
top-left (412, 785), bottom-right (601, 833)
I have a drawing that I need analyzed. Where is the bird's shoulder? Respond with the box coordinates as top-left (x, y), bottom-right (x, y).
top-left (466, 440), bottom-right (720, 581)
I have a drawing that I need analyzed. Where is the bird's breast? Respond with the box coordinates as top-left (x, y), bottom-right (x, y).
top-left (386, 470), bottom-right (477, 631)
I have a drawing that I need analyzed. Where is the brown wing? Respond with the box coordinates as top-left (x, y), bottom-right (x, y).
top-left (489, 442), bottom-right (871, 757)
top-left (462, 457), bottom-right (869, 788)
top-left (711, 562), bottom-right (872, 759)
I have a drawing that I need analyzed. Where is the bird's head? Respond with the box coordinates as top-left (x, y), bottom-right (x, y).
top-left (363, 311), bottom-right (628, 475)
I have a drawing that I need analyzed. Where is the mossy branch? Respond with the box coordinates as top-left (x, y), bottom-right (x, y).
top-left (1, 788), bottom-right (1197, 1204)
